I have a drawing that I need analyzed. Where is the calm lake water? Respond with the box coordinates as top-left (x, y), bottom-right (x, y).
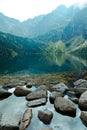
top-left (0, 53), bottom-right (87, 75)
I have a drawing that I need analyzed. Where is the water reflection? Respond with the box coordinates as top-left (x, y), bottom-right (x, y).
top-left (0, 53), bottom-right (87, 75)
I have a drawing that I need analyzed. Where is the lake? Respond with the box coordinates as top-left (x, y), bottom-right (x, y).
top-left (0, 53), bottom-right (87, 75)
top-left (0, 53), bottom-right (87, 130)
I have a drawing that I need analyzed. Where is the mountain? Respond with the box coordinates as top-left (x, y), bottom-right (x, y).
top-left (0, 32), bottom-right (45, 59)
top-left (62, 6), bottom-right (87, 41)
top-left (0, 13), bottom-right (28, 37)
top-left (0, 4), bottom-right (87, 57)
top-left (0, 5), bottom-right (79, 38)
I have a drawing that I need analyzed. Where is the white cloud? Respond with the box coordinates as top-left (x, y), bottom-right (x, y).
top-left (0, 0), bottom-right (87, 21)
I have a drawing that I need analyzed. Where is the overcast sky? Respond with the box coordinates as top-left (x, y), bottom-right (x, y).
top-left (0, 0), bottom-right (87, 21)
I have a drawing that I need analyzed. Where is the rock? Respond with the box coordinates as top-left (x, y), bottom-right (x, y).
top-left (79, 91), bottom-right (87, 111)
top-left (74, 79), bottom-right (87, 94)
top-left (26, 87), bottom-right (47, 101)
top-left (27, 98), bottom-right (47, 107)
top-left (0, 89), bottom-right (12, 99)
top-left (38, 110), bottom-right (53, 124)
top-left (5, 82), bottom-right (25, 88)
top-left (66, 90), bottom-right (76, 97)
top-left (0, 113), bottom-right (21, 130)
top-left (54, 97), bottom-right (76, 117)
top-left (20, 109), bottom-right (32, 130)
top-left (52, 83), bottom-right (68, 93)
top-left (14, 87), bottom-right (31, 97)
top-left (40, 128), bottom-right (53, 130)
top-left (74, 79), bottom-right (87, 88)
top-left (37, 85), bottom-right (46, 90)
top-left (69, 97), bottom-right (78, 104)
top-left (25, 82), bottom-right (35, 88)
top-left (49, 91), bottom-right (63, 103)
top-left (80, 111), bottom-right (87, 127)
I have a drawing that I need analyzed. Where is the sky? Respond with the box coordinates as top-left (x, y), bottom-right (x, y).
top-left (0, 0), bottom-right (87, 21)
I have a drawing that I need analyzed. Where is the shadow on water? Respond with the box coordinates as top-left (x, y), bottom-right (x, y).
top-left (0, 53), bottom-right (87, 75)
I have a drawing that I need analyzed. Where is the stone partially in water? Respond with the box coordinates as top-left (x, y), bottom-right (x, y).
top-left (49, 91), bottom-right (63, 103)
top-left (26, 87), bottom-right (47, 101)
top-left (38, 110), bottom-right (53, 124)
top-left (80, 111), bottom-right (87, 127)
top-left (25, 82), bottom-right (35, 88)
top-left (79, 91), bottom-right (87, 111)
top-left (20, 109), bottom-right (32, 130)
top-left (0, 89), bottom-right (12, 100)
top-left (14, 87), bottom-right (31, 97)
top-left (54, 97), bottom-right (76, 117)
top-left (27, 98), bottom-right (47, 107)
top-left (69, 97), bottom-right (78, 104)
top-left (66, 90), bottom-right (76, 97)
top-left (74, 79), bottom-right (87, 94)
top-left (74, 79), bottom-right (87, 88)
top-left (0, 113), bottom-right (21, 130)
top-left (52, 83), bottom-right (68, 93)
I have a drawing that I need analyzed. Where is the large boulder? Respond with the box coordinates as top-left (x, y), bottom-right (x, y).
top-left (49, 91), bottom-right (63, 103)
top-left (27, 98), bottom-right (47, 107)
top-left (20, 109), bottom-right (32, 130)
top-left (14, 87), bottom-right (31, 97)
top-left (0, 89), bottom-right (12, 99)
top-left (52, 83), bottom-right (68, 93)
top-left (38, 110), bottom-right (53, 124)
top-left (0, 113), bottom-right (21, 130)
top-left (54, 97), bottom-right (76, 117)
top-left (79, 91), bottom-right (87, 110)
top-left (80, 111), bottom-right (87, 127)
top-left (26, 87), bottom-right (47, 101)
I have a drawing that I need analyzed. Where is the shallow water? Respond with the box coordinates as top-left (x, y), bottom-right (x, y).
top-left (0, 90), bottom-right (86, 130)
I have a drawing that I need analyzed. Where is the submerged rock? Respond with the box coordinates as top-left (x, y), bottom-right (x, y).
top-left (14, 87), bottom-right (31, 97)
top-left (0, 113), bottom-right (21, 130)
top-left (80, 111), bottom-right (87, 127)
top-left (79, 91), bottom-right (87, 111)
top-left (54, 97), bottom-right (76, 117)
top-left (27, 98), bottom-right (47, 107)
top-left (20, 109), bottom-right (32, 130)
top-left (0, 89), bottom-right (12, 99)
top-left (52, 83), bottom-right (68, 93)
top-left (26, 87), bottom-right (47, 101)
top-left (38, 110), bottom-right (53, 124)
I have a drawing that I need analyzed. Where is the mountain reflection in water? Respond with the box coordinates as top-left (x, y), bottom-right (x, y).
top-left (0, 53), bottom-right (87, 75)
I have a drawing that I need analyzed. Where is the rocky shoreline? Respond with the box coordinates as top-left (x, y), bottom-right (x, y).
top-left (0, 78), bottom-right (87, 129)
